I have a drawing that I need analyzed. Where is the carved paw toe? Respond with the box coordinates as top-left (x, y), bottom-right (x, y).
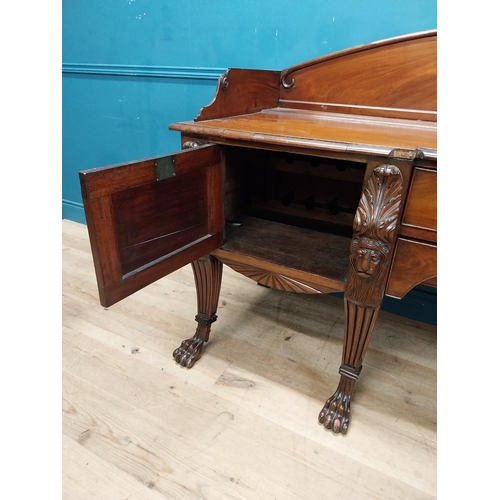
top-left (173, 338), bottom-right (204, 368)
top-left (319, 391), bottom-right (351, 434)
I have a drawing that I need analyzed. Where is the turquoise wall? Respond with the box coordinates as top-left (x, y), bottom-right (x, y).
top-left (62, 0), bottom-right (437, 323)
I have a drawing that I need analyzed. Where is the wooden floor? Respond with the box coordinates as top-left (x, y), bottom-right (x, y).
top-left (62, 219), bottom-right (437, 500)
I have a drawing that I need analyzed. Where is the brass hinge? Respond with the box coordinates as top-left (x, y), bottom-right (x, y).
top-left (388, 148), bottom-right (425, 161)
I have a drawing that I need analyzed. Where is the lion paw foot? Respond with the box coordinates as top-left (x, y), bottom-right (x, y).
top-left (173, 337), bottom-right (204, 368)
top-left (318, 390), bottom-right (351, 434)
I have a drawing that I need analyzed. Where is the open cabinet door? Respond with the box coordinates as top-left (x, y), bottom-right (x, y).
top-left (79, 144), bottom-right (223, 307)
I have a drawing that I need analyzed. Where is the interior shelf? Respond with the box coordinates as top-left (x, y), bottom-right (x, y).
top-left (216, 215), bottom-right (351, 286)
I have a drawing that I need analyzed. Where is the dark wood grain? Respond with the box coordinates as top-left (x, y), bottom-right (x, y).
top-left (173, 255), bottom-right (223, 368)
top-left (195, 68), bottom-right (281, 121)
top-left (402, 168), bottom-right (437, 231)
top-left (112, 170), bottom-right (210, 276)
top-left (319, 164), bottom-right (404, 434)
top-left (386, 238), bottom-right (437, 298)
top-left (218, 215), bottom-right (351, 285)
top-left (79, 145), bottom-right (223, 307)
top-left (170, 109), bottom-right (437, 159)
top-left (280, 31), bottom-right (436, 121)
top-left (80, 144), bottom-right (221, 199)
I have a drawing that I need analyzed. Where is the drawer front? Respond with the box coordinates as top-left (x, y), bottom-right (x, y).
top-left (386, 238), bottom-right (437, 298)
top-left (402, 167), bottom-right (436, 231)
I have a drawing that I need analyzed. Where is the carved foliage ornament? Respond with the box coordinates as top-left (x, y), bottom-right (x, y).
top-left (346, 164), bottom-right (403, 304)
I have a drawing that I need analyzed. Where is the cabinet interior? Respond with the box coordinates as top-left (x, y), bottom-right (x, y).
top-left (218, 147), bottom-right (367, 283)
top-left (224, 146), bottom-right (366, 237)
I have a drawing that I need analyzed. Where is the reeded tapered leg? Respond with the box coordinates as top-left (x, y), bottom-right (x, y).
top-left (320, 164), bottom-right (404, 434)
top-left (173, 255), bottom-right (223, 368)
top-left (319, 300), bottom-right (380, 434)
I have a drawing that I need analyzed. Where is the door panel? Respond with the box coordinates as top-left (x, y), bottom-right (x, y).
top-left (79, 144), bottom-right (223, 307)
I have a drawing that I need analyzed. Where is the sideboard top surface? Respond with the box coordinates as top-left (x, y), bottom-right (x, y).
top-left (170, 108), bottom-right (437, 159)
top-left (170, 30), bottom-right (437, 160)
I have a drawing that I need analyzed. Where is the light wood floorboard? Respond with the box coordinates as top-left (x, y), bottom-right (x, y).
top-left (62, 219), bottom-right (436, 499)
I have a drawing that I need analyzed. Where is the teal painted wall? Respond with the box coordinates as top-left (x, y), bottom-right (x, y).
top-left (62, 0), bottom-right (437, 323)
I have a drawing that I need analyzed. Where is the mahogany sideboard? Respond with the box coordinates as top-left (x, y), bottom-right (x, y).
top-left (79, 30), bottom-right (437, 435)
